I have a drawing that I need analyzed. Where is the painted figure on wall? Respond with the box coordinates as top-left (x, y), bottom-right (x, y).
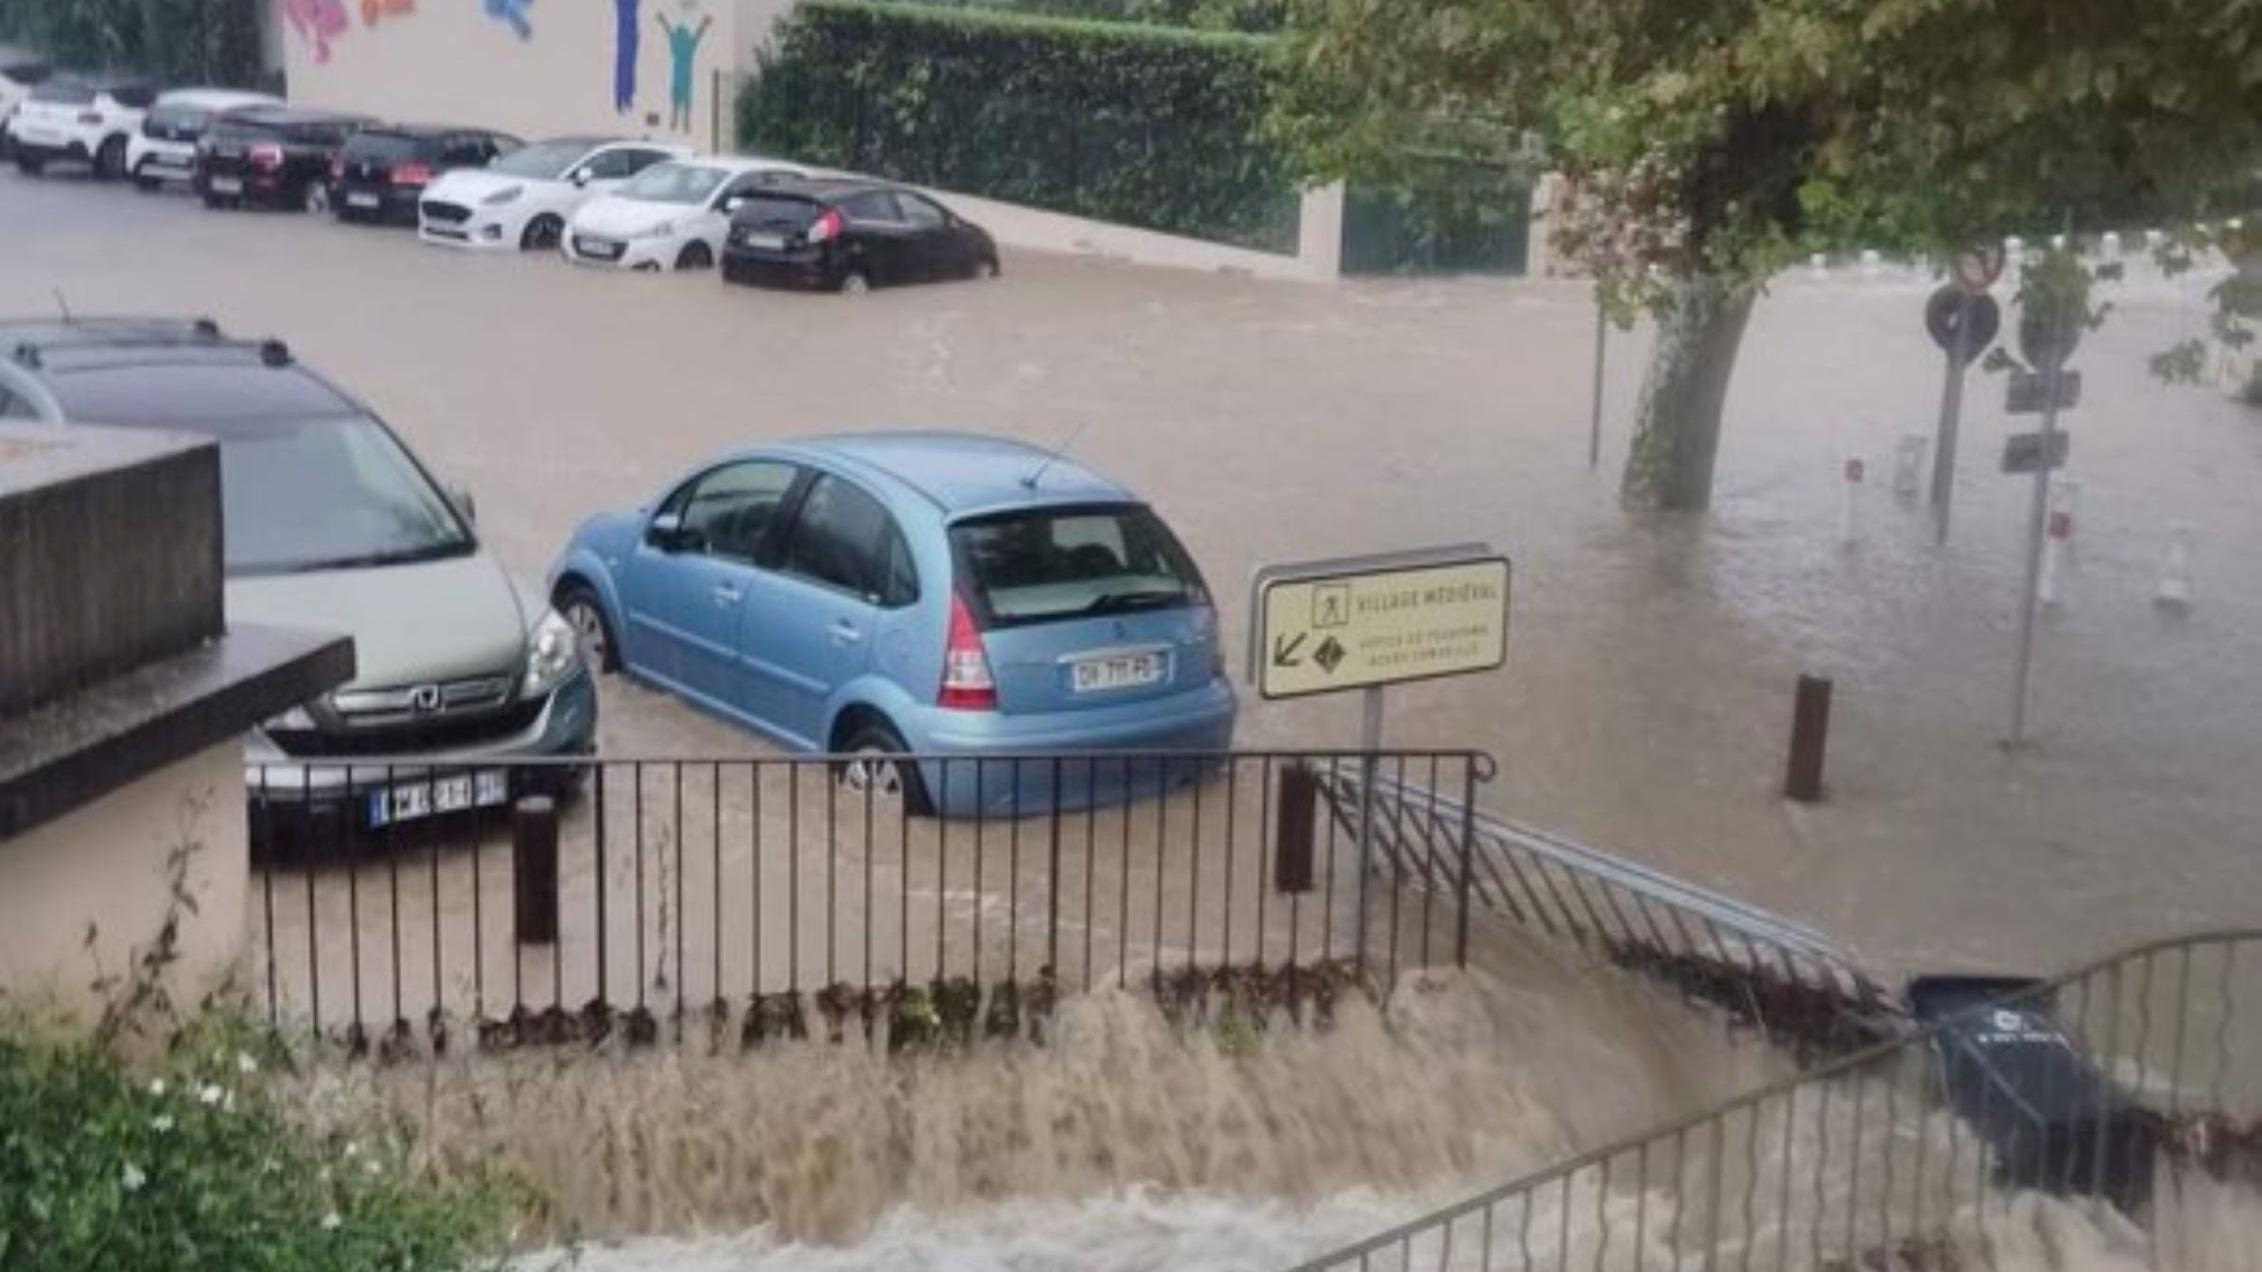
top-left (281, 0), bottom-right (350, 62)
top-left (612, 0), bottom-right (640, 113)
top-left (482, 0), bottom-right (534, 40)
top-left (656, 11), bottom-right (711, 132)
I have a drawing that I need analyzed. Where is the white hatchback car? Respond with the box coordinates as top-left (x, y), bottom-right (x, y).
top-left (561, 155), bottom-right (809, 272)
top-left (417, 136), bottom-right (686, 251)
top-left (127, 88), bottom-right (280, 190)
top-left (6, 74), bottom-right (155, 178)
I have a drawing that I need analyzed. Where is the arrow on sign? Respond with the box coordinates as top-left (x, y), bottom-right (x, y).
top-left (1271, 633), bottom-right (1306, 668)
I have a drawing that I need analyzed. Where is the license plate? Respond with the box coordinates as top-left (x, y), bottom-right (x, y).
top-left (210, 175), bottom-right (242, 194)
top-left (747, 233), bottom-right (784, 250)
top-left (346, 191), bottom-right (381, 209)
top-left (576, 236), bottom-right (622, 260)
top-left (367, 770), bottom-right (509, 827)
top-left (1071, 652), bottom-right (1167, 694)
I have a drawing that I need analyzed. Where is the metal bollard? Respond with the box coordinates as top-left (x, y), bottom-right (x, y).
top-left (513, 794), bottom-right (559, 945)
top-left (1784, 675), bottom-right (1833, 803)
top-left (1274, 762), bottom-right (1317, 894)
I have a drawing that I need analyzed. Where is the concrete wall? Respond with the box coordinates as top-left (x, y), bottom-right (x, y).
top-left (0, 743), bottom-right (246, 1022)
top-left (274, 0), bottom-right (737, 144)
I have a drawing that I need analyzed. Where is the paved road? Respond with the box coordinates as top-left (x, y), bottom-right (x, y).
top-left (6, 168), bottom-right (2258, 978)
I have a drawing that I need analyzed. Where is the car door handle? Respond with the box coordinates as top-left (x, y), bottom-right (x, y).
top-left (828, 620), bottom-right (864, 646)
top-left (711, 583), bottom-right (742, 606)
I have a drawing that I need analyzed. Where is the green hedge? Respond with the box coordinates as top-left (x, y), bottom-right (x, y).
top-left (736, 0), bottom-right (1300, 252)
top-left (876, 0), bottom-right (1284, 33)
top-left (0, 0), bottom-right (267, 89)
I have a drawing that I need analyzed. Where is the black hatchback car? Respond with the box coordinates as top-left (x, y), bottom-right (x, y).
top-left (721, 178), bottom-right (1000, 294)
top-left (197, 105), bottom-right (370, 212)
top-left (332, 124), bottom-right (520, 226)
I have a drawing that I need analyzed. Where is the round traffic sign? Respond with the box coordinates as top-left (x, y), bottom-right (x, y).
top-left (1952, 244), bottom-right (2006, 292)
top-left (1925, 286), bottom-right (2001, 365)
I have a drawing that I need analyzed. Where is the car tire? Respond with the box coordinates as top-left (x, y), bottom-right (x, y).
top-left (201, 192), bottom-right (238, 210)
top-left (133, 172), bottom-right (161, 193)
top-left (556, 584), bottom-right (620, 674)
top-left (14, 154), bottom-right (42, 176)
top-left (839, 269), bottom-right (871, 296)
top-left (93, 136), bottom-right (127, 181)
top-left (837, 720), bottom-right (933, 816)
top-left (520, 213), bottom-right (563, 250)
top-left (673, 241), bottom-right (712, 271)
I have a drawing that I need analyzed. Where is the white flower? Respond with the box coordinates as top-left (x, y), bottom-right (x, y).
top-left (222, 1091), bottom-right (236, 1114)
top-left (147, 1078), bottom-right (166, 1097)
top-left (343, 1140), bottom-right (359, 1158)
top-left (363, 1159), bottom-right (381, 1176)
top-left (199, 1084), bottom-right (223, 1107)
top-left (236, 1051), bottom-right (258, 1075)
top-left (321, 1211), bottom-right (342, 1231)
top-left (150, 1114), bottom-right (174, 1133)
top-left (121, 1163), bottom-right (146, 1193)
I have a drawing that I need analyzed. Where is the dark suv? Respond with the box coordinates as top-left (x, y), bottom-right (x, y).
top-left (197, 105), bottom-right (370, 212)
top-left (0, 317), bottom-right (597, 854)
top-left (721, 178), bottom-right (1000, 293)
top-left (332, 124), bottom-right (520, 226)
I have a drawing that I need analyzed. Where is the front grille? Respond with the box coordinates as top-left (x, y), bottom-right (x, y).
top-left (421, 199), bottom-right (470, 225)
top-left (269, 693), bottom-right (543, 758)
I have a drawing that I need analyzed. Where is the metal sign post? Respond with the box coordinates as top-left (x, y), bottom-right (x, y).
top-left (2006, 359), bottom-right (2076, 747)
top-left (1589, 304), bottom-right (1607, 470)
top-left (1924, 255), bottom-right (2003, 544)
top-left (1249, 545), bottom-right (1513, 966)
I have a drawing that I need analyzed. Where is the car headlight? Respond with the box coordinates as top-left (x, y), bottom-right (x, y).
top-left (482, 185), bottom-right (523, 206)
top-left (263, 704), bottom-right (317, 732)
top-left (522, 608), bottom-right (582, 698)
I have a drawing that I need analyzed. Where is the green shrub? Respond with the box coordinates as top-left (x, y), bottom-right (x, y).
top-left (874, 0), bottom-right (1284, 33)
top-left (736, 0), bottom-right (1300, 252)
top-left (0, 1013), bottom-right (521, 1271)
top-left (0, 0), bottom-right (267, 89)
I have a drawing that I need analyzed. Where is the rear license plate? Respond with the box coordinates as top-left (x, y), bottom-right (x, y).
top-left (367, 769), bottom-right (509, 827)
top-left (1071, 652), bottom-right (1167, 694)
top-left (346, 190), bottom-right (381, 209)
top-left (209, 175), bottom-right (242, 194)
top-left (747, 233), bottom-right (785, 250)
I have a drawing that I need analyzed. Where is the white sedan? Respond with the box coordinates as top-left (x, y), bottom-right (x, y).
top-left (416, 136), bottom-right (687, 252)
top-left (561, 156), bottom-right (809, 272)
top-left (126, 88), bottom-right (280, 190)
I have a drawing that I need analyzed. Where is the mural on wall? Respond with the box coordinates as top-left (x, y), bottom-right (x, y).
top-left (359, 0), bottom-right (414, 27)
top-left (611, 0), bottom-right (640, 113)
top-left (281, 0), bottom-right (351, 62)
top-left (482, 0), bottom-right (535, 40)
top-left (656, 10), bottom-right (711, 131)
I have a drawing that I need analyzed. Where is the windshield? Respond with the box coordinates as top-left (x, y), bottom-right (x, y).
top-left (490, 138), bottom-right (592, 179)
top-left (950, 505), bottom-right (1205, 627)
top-left (213, 415), bottom-right (473, 574)
top-left (620, 162), bottom-right (728, 205)
top-left (341, 131), bottom-right (432, 164)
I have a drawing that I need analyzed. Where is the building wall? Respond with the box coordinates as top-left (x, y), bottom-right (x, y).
top-left (0, 744), bottom-right (247, 1023)
top-left (273, 0), bottom-right (740, 146)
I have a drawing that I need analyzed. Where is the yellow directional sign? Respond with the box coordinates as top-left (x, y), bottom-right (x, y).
top-left (1250, 548), bottom-right (1511, 700)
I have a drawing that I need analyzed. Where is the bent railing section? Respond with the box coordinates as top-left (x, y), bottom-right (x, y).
top-left (1286, 928), bottom-right (2262, 1272)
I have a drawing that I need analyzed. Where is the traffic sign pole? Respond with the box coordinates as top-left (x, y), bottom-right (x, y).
top-left (1354, 685), bottom-right (1383, 967)
top-left (1931, 294), bottom-right (1974, 543)
top-left (1589, 303), bottom-right (1606, 470)
top-left (2007, 358), bottom-right (2066, 748)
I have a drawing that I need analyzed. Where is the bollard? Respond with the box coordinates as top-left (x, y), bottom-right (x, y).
top-left (1273, 762), bottom-right (1317, 894)
top-left (2145, 228), bottom-right (2165, 251)
top-left (1860, 249), bottom-right (1882, 278)
top-left (1840, 456), bottom-right (1865, 547)
top-left (1784, 675), bottom-right (1833, 803)
top-left (1893, 435), bottom-right (1929, 501)
top-left (2155, 521), bottom-right (2197, 614)
top-left (513, 794), bottom-right (559, 945)
top-left (2051, 233), bottom-right (2069, 252)
top-left (1809, 252), bottom-right (1828, 279)
top-left (2101, 231), bottom-right (2122, 260)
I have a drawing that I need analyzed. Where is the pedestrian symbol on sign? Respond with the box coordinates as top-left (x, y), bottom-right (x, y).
top-left (1313, 584), bottom-right (1350, 629)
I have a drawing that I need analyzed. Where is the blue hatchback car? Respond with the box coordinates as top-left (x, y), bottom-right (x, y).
top-left (548, 431), bottom-right (1237, 814)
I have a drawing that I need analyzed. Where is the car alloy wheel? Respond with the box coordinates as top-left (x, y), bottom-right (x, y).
top-left (521, 213), bottom-right (562, 250)
top-left (674, 241), bottom-right (711, 271)
top-left (840, 748), bottom-right (908, 799)
top-left (840, 269), bottom-right (871, 296)
top-left (95, 136), bottom-right (127, 181)
top-left (558, 589), bottom-right (616, 673)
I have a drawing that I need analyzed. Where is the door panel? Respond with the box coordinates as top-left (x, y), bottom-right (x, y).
top-left (744, 472), bottom-right (899, 747)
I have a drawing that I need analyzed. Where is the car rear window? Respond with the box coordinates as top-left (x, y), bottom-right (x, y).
top-left (210, 118), bottom-right (282, 144)
top-left (732, 194), bottom-right (821, 231)
top-left (146, 103), bottom-right (213, 134)
top-left (107, 83), bottom-right (155, 108)
top-left (950, 505), bottom-right (1205, 627)
top-left (30, 81), bottom-right (92, 104)
top-left (342, 130), bottom-right (436, 164)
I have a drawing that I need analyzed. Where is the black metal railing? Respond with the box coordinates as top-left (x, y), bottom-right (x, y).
top-left (1284, 928), bottom-right (2262, 1272)
top-left (244, 750), bottom-right (1493, 1055)
top-left (1317, 770), bottom-right (1893, 1058)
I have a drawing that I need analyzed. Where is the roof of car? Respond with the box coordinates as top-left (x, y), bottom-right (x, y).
top-left (60, 71), bottom-right (154, 91)
top-left (760, 175), bottom-right (904, 200)
top-left (216, 104), bottom-right (371, 127)
top-left (783, 431), bottom-right (1130, 515)
top-left (1, 318), bottom-right (359, 424)
top-left (667, 154), bottom-right (806, 174)
top-left (351, 121), bottom-right (503, 139)
top-left (154, 87), bottom-right (276, 107)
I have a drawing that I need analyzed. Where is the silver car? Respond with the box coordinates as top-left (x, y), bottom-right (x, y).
top-left (0, 317), bottom-right (596, 849)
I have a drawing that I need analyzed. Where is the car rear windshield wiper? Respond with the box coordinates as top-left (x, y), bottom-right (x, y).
top-left (1080, 588), bottom-right (1186, 616)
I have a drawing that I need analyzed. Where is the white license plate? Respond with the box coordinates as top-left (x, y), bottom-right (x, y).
top-left (1071, 652), bottom-right (1167, 694)
top-left (209, 175), bottom-right (242, 194)
top-left (576, 237), bottom-right (622, 259)
top-left (346, 191), bottom-right (381, 209)
top-left (367, 770), bottom-right (509, 827)
top-left (747, 233), bottom-right (784, 250)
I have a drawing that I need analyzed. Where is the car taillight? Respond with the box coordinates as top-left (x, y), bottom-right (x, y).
top-left (806, 207), bottom-right (843, 244)
top-left (938, 592), bottom-right (997, 711)
top-left (250, 143), bottom-right (284, 170)
top-left (391, 162), bottom-right (431, 186)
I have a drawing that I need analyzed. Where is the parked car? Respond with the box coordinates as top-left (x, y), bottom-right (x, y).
top-left (547, 431), bottom-right (1234, 815)
top-left (6, 73), bottom-right (156, 179)
top-left (195, 104), bottom-right (369, 212)
top-left (0, 54), bottom-right (52, 160)
top-left (332, 123), bottom-right (520, 226)
top-left (722, 178), bottom-right (1001, 294)
top-left (561, 155), bottom-right (808, 272)
top-left (0, 317), bottom-right (597, 850)
top-left (127, 87), bottom-right (281, 191)
top-left (417, 135), bottom-right (686, 251)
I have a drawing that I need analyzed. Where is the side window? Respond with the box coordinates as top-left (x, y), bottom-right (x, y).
top-left (620, 147), bottom-right (672, 175)
top-left (898, 194), bottom-right (947, 231)
top-left (782, 474), bottom-right (899, 601)
top-left (840, 191), bottom-right (902, 225)
top-left (440, 135), bottom-right (488, 167)
top-left (878, 526), bottom-right (920, 608)
top-left (583, 148), bottom-right (637, 180)
top-left (674, 461), bottom-right (798, 563)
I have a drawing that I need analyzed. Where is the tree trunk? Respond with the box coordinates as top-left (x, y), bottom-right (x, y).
top-left (1620, 273), bottom-right (1757, 512)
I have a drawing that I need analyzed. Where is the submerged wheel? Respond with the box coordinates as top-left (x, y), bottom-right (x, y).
top-left (836, 721), bottom-right (932, 815)
top-left (839, 269), bottom-right (871, 296)
top-left (674, 241), bottom-right (712, 271)
top-left (520, 213), bottom-right (563, 250)
top-left (556, 584), bottom-right (619, 674)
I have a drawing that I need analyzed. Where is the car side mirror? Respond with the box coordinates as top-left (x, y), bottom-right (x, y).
top-left (570, 166), bottom-right (593, 187)
top-left (645, 512), bottom-right (701, 553)
top-left (452, 486), bottom-right (477, 527)
top-left (721, 195), bottom-right (745, 214)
